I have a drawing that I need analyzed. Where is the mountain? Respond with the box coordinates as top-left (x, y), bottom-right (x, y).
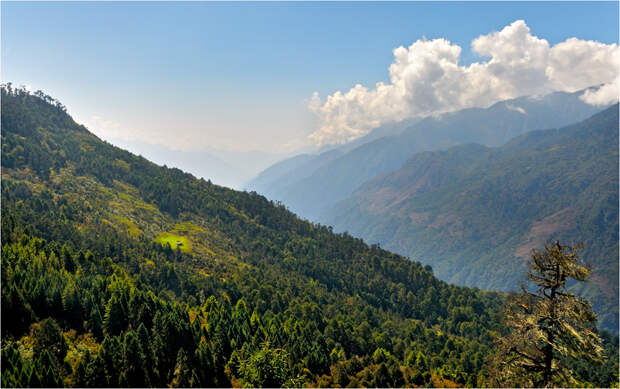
top-left (324, 105), bottom-right (619, 333)
top-left (246, 149), bottom-right (344, 199)
top-left (245, 118), bottom-right (421, 197)
top-left (247, 89), bottom-right (609, 221)
top-left (0, 86), bottom-right (536, 387)
top-left (2, 86), bottom-right (616, 388)
top-left (106, 138), bottom-right (286, 190)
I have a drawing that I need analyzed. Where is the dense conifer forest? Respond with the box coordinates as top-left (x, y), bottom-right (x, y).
top-left (1, 85), bottom-right (618, 387)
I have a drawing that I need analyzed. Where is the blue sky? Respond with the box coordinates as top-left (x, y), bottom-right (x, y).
top-left (2, 2), bottom-right (618, 152)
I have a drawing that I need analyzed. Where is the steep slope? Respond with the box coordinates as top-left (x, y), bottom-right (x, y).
top-left (326, 105), bottom-right (620, 333)
top-left (0, 86), bottom-right (519, 387)
top-left (3, 87), bottom-right (617, 388)
top-left (248, 89), bottom-right (608, 221)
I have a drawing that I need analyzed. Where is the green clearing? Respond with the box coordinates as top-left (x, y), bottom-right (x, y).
top-left (154, 232), bottom-right (192, 253)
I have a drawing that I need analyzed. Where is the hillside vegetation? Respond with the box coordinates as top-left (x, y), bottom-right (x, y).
top-left (1, 86), bottom-right (617, 387)
top-left (326, 105), bottom-right (619, 333)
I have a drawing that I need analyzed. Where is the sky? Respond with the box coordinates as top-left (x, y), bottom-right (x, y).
top-left (2, 1), bottom-right (619, 153)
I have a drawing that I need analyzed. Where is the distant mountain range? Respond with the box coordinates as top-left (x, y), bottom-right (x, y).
top-left (108, 138), bottom-right (287, 190)
top-left (246, 88), bottom-right (618, 333)
top-left (246, 89), bottom-right (609, 221)
top-left (325, 105), bottom-right (619, 333)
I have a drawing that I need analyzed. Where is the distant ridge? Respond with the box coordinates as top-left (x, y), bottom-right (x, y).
top-left (247, 89), bottom-right (610, 222)
top-left (326, 104), bottom-right (620, 333)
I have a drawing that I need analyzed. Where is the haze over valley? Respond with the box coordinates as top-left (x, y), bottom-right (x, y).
top-left (1, 2), bottom-right (619, 387)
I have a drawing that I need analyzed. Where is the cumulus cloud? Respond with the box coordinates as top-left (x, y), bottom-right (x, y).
top-left (580, 78), bottom-right (619, 106)
top-left (308, 20), bottom-right (619, 146)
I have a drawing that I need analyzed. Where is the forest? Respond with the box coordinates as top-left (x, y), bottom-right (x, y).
top-left (325, 105), bottom-right (620, 333)
top-left (1, 85), bottom-right (618, 387)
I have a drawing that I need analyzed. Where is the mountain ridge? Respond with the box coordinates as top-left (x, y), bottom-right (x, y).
top-left (325, 104), bottom-right (620, 333)
top-left (0, 85), bottom-right (508, 387)
top-left (247, 89), bottom-right (610, 222)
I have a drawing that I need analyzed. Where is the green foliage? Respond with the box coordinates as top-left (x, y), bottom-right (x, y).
top-left (1, 85), bottom-right (616, 388)
top-left (238, 343), bottom-right (295, 387)
top-left (154, 232), bottom-right (191, 253)
top-left (32, 318), bottom-right (68, 363)
top-left (327, 105), bottom-right (620, 334)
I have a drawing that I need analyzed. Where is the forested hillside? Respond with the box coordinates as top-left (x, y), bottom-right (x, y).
top-left (1, 85), bottom-right (616, 388)
top-left (326, 105), bottom-right (619, 334)
top-left (247, 90), bottom-right (608, 221)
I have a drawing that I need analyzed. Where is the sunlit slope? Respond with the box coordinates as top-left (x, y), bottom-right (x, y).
top-left (1, 86), bottom-right (511, 387)
top-left (326, 105), bottom-right (619, 333)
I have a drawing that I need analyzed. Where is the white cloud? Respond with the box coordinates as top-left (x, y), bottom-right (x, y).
top-left (505, 104), bottom-right (527, 115)
top-left (308, 20), bottom-right (619, 146)
top-left (547, 38), bottom-right (619, 92)
top-left (580, 77), bottom-right (619, 106)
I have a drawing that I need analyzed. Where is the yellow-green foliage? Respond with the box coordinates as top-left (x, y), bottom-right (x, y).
top-left (118, 192), bottom-right (133, 202)
top-left (173, 221), bottom-right (206, 233)
top-left (64, 331), bottom-right (100, 385)
top-left (17, 334), bottom-right (35, 361)
top-left (157, 221), bottom-right (219, 257)
top-left (113, 158), bottom-right (130, 172)
top-left (112, 215), bottom-right (142, 236)
top-left (155, 232), bottom-right (192, 253)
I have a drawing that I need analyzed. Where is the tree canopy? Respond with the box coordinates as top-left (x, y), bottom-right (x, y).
top-left (1, 85), bottom-right (617, 387)
top-left (491, 242), bottom-right (609, 387)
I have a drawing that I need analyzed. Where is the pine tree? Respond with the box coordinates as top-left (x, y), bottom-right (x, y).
top-left (121, 330), bottom-right (150, 387)
top-left (87, 305), bottom-right (104, 340)
top-left (103, 294), bottom-right (127, 336)
top-left (32, 350), bottom-right (63, 387)
top-left (492, 242), bottom-right (603, 387)
top-left (195, 339), bottom-right (216, 387)
top-left (62, 279), bottom-right (82, 329)
top-left (170, 348), bottom-right (195, 388)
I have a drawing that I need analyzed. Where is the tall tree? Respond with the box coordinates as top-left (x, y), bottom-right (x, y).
top-left (238, 342), bottom-right (293, 388)
top-left (491, 242), bottom-right (603, 387)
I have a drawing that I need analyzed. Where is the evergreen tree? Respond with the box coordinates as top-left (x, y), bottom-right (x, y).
top-left (31, 318), bottom-right (67, 364)
top-left (121, 330), bottom-right (150, 387)
top-left (170, 348), bottom-right (196, 388)
top-left (103, 294), bottom-right (127, 336)
top-left (62, 279), bottom-right (82, 329)
top-left (87, 305), bottom-right (104, 340)
top-left (195, 339), bottom-right (216, 387)
top-left (1, 284), bottom-right (35, 336)
top-left (31, 350), bottom-right (63, 387)
top-left (491, 242), bottom-right (603, 387)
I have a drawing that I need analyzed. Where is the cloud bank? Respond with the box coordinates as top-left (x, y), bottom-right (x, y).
top-left (308, 20), bottom-right (619, 146)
